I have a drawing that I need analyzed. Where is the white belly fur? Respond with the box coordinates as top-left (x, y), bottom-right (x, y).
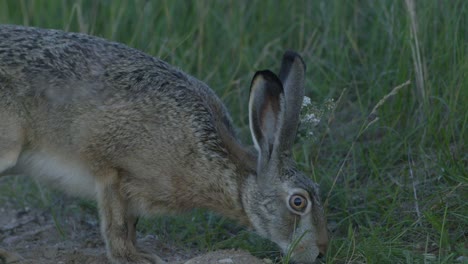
top-left (16, 150), bottom-right (97, 199)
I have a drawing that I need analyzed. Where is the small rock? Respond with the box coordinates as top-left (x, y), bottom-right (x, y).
top-left (218, 258), bottom-right (234, 263)
top-left (0, 249), bottom-right (23, 263)
top-left (43, 247), bottom-right (58, 259)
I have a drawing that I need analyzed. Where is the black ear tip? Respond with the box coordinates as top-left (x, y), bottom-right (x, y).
top-left (283, 50), bottom-right (300, 58)
top-left (253, 70), bottom-right (283, 85)
top-left (250, 70), bottom-right (284, 95)
top-left (282, 50), bottom-right (306, 70)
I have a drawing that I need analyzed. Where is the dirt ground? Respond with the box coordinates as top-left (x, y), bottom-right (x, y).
top-left (0, 200), bottom-right (270, 264)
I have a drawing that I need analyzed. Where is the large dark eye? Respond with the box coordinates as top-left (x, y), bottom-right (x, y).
top-left (289, 194), bottom-right (307, 212)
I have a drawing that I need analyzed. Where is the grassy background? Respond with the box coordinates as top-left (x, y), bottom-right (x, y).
top-left (0, 0), bottom-right (466, 263)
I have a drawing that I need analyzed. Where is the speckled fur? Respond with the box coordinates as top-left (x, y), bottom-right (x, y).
top-left (0, 25), bottom-right (328, 264)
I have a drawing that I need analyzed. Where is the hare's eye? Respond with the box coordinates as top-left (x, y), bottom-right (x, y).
top-left (289, 194), bottom-right (307, 212)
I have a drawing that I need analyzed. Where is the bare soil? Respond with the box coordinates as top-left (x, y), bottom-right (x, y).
top-left (0, 184), bottom-right (269, 264)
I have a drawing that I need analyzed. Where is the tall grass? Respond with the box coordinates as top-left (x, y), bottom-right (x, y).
top-left (0, 0), bottom-right (466, 263)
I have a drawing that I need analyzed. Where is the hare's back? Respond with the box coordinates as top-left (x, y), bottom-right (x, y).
top-left (0, 25), bottom-right (201, 102)
top-left (0, 25), bottom-right (234, 159)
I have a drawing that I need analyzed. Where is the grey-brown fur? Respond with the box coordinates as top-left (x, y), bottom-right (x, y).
top-left (0, 25), bottom-right (328, 264)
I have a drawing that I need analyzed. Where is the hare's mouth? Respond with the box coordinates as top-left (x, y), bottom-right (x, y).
top-left (289, 247), bottom-right (321, 264)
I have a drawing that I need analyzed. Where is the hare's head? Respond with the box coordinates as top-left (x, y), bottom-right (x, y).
top-left (242, 51), bottom-right (328, 263)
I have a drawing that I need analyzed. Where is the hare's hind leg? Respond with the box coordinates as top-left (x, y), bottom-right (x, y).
top-left (0, 115), bottom-right (24, 262)
top-left (96, 168), bottom-right (165, 264)
top-left (0, 146), bottom-right (20, 176)
top-left (0, 114), bottom-right (22, 175)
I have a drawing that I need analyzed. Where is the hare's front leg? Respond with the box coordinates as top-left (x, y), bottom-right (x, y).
top-left (96, 170), bottom-right (165, 264)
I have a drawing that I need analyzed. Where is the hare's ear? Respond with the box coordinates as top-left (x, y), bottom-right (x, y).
top-left (248, 52), bottom-right (305, 172)
top-left (276, 51), bottom-right (306, 154)
top-left (248, 70), bottom-right (284, 166)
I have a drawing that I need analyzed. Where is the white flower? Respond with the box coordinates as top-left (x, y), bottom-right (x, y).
top-left (302, 96), bottom-right (311, 107)
top-left (298, 96), bottom-right (336, 141)
top-left (303, 113), bottom-right (321, 125)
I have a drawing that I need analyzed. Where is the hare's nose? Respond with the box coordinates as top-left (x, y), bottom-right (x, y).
top-left (317, 242), bottom-right (328, 257)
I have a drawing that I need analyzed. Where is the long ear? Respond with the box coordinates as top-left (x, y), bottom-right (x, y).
top-left (248, 70), bottom-right (284, 166)
top-left (276, 51), bottom-right (306, 154)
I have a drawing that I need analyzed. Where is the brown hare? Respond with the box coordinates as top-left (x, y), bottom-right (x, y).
top-left (0, 25), bottom-right (328, 264)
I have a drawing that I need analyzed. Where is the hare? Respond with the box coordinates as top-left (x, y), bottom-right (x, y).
top-left (0, 25), bottom-right (328, 264)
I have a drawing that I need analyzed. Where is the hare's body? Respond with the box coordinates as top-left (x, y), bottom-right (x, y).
top-left (0, 25), bottom-right (328, 264)
top-left (0, 25), bottom-right (248, 219)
